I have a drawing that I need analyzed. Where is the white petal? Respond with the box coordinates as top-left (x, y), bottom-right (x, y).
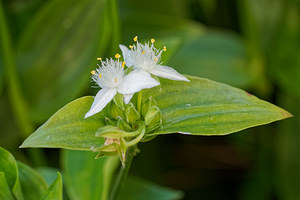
top-left (84, 88), bottom-right (117, 118)
top-left (119, 44), bottom-right (134, 67)
top-left (149, 65), bottom-right (190, 82)
top-left (118, 71), bottom-right (160, 94)
top-left (123, 93), bottom-right (134, 104)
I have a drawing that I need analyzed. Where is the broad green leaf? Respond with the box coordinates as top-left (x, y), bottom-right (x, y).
top-left (0, 172), bottom-right (14, 200)
top-left (143, 76), bottom-right (292, 136)
top-left (21, 76), bottom-right (291, 150)
top-left (21, 96), bottom-right (106, 150)
top-left (16, 0), bottom-right (110, 122)
top-left (62, 150), bottom-right (119, 200)
top-left (118, 176), bottom-right (184, 200)
top-left (17, 162), bottom-right (48, 200)
top-left (0, 147), bottom-right (23, 200)
top-left (41, 172), bottom-right (63, 200)
top-left (167, 32), bottom-right (253, 87)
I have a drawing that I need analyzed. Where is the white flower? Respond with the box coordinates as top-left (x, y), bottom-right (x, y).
top-left (84, 56), bottom-right (160, 119)
top-left (119, 36), bottom-right (190, 82)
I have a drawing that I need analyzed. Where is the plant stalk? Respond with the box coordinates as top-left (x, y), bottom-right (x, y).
top-left (109, 146), bottom-right (136, 200)
top-left (137, 91), bottom-right (142, 114)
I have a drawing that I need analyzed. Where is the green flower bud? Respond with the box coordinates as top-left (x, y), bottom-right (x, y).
top-left (125, 103), bottom-right (140, 124)
top-left (142, 96), bottom-right (157, 118)
top-left (145, 106), bottom-right (161, 126)
top-left (145, 106), bottom-right (162, 133)
top-left (113, 93), bottom-right (124, 109)
top-left (95, 126), bottom-right (125, 138)
top-left (110, 101), bottom-right (125, 120)
top-left (117, 117), bottom-right (132, 132)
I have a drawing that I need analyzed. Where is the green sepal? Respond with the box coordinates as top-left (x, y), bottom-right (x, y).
top-left (117, 118), bottom-right (132, 132)
top-left (125, 103), bottom-right (140, 124)
top-left (113, 93), bottom-right (124, 109)
top-left (95, 126), bottom-right (125, 138)
top-left (92, 143), bottom-right (119, 153)
top-left (95, 151), bottom-right (118, 159)
top-left (105, 117), bottom-right (117, 126)
top-left (142, 96), bottom-right (157, 118)
top-left (124, 66), bottom-right (134, 75)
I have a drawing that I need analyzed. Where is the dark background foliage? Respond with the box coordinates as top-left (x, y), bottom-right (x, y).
top-left (0, 0), bottom-right (299, 199)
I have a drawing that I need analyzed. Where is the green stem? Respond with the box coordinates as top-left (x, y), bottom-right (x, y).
top-left (109, 146), bottom-right (136, 200)
top-left (137, 91), bottom-right (142, 114)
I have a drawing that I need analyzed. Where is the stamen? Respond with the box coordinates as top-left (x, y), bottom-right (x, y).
top-left (91, 70), bottom-right (96, 75)
top-left (154, 57), bottom-right (158, 62)
top-left (163, 46), bottom-right (167, 51)
top-left (99, 73), bottom-right (102, 78)
top-left (129, 45), bottom-right (134, 49)
top-left (133, 36), bottom-right (138, 42)
top-left (96, 57), bottom-right (102, 61)
top-left (115, 53), bottom-right (121, 59)
top-left (115, 77), bottom-right (117, 83)
top-left (122, 61), bottom-right (125, 68)
top-left (151, 38), bottom-right (155, 43)
top-left (142, 51), bottom-right (145, 55)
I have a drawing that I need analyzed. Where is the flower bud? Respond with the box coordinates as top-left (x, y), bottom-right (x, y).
top-left (144, 106), bottom-right (162, 132)
top-left (95, 126), bottom-right (125, 138)
top-left (110, 101), bottom-right (125, 120)
top-left (113, 93), bottom-right (124, 109)
top-left (125, 103), bottom-right (140, 124)
top-left (142, 96), bottom-right (157, 118)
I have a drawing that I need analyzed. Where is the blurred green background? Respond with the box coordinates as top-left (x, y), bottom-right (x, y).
top-left (0, 0), bottom-right (299, 199)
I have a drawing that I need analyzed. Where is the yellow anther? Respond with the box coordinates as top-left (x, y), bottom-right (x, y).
top-left (133, 36), bottom-right (138, 42)
top-left (91, 70), bottom-right (96, 75)
top-left (163, 46), bottom-right (167, 51)
top-left (115, 53), bottom-right (121, 59)
top-left (129, 45), bottom-right (134, 49)
top-left (115, 77), bottom-right (117, 83)
top-left (142, 51), bottom-right (145, 55)
top-left (151, 38), bottom-right (155, 43)
top-left (99, 73), bottom-right (102, 78)
top-left (122, 61), bottom-right (125, 68)
top-left (154, 57), bottom-right (158, 62)
top-left (96, 57), bottom-right (102, 61)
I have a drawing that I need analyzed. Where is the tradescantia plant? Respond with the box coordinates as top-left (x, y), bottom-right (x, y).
top-left (21, 36), bottom-right (292, 199)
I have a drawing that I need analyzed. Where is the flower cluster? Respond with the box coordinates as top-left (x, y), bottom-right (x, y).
top-left (85, 36), bottom-right (189, 163)
top-left (85, 36), bottom-right (189, 118)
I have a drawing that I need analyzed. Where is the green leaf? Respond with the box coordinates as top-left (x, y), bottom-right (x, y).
top-left (62, 150), bottom-right (119, 200)
top-left (118, 176), bottom-right (184, 200)
top-left (0, 147), bottom-right (23, 200)
top-left (41, 172), bottom-right (63, 200)
top-left (16, 0), bottom-right (110, 122)
top-left (17, 162), bottom-right (48, 200)
top-left (20, 96), bottom-right (105, 150)
top-left (0, 172), bottom-right (15, 200)
top-left (167, 32), bottom-right (253, 88)
top-left (143, 76), bottom-right (292, 136)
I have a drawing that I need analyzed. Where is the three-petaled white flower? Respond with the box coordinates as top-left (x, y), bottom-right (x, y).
top-left (84, 57), bottom-right (159, 118)
top-left (119, 36), bottom-right (190, 82)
